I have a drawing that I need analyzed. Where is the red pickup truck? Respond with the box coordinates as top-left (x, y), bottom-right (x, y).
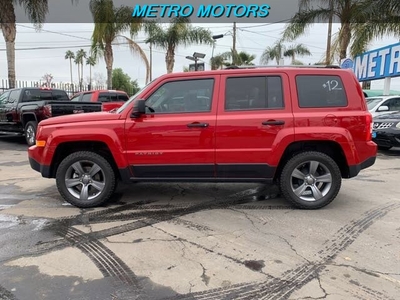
top-left (29, 65), bottom-right (377, 209)
top-left (70, 90), bottom-right (129, 111)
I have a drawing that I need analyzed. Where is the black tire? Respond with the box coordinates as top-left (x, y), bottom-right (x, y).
top-left (56, 151), bottom-right (116, 208)
top-left (378, 145), bottom-right (392, 151)
top-left (24, 121), bottom-right (37, 146)
top-left (280, 151), bottom-right (342, 209)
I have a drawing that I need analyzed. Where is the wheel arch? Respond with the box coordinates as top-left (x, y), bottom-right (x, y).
top-left (49, 141), bottom-right (121, 180)
top-left (274, 140), bottom-right (349, 181)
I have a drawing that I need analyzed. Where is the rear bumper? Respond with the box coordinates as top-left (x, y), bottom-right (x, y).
top-left (348, 156), bottom-right (376, 178)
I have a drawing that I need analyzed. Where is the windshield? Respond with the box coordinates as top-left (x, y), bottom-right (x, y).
top-left (366, 97), bottom-right (383, 110)
top-left (116, 80), bottom-right (156, 113)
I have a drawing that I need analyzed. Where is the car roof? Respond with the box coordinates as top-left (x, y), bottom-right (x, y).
top-left (82, 90), bottom-right (128, 94)
top-left (156, 65), bottom-right (354, 80)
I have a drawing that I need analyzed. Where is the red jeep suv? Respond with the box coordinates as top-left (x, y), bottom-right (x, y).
top-left (28, 66), bottom-right (377, 209)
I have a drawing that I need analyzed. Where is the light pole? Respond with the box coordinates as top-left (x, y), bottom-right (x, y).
top-left (211, 34), bottom-right (224, 70)
top-left (186, 52), bottom-right (206, 71)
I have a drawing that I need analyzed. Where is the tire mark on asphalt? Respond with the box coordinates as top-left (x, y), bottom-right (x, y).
top-left (0, 285), bottom-right (18, 300)
top-left (17, 188), bottom-right (267, 259)
top-left (253, 201), bottom-right (400, 300)
top-left (55, 225), bottom-right (145, 299)
top-left (170, 201), bottom-right (400, 300)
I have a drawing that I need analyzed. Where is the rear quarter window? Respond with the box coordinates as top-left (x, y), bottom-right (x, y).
top-left (296, 75), bottom-right (348, 108)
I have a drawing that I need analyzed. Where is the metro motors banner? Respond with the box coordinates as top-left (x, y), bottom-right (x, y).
top-left (353, 42), bottom-right (400, 82)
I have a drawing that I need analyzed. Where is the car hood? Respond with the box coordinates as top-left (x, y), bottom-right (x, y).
top-left (374, 111), bottom-right (400, 122)
top-left (39, 111), bottom-right (120, 126)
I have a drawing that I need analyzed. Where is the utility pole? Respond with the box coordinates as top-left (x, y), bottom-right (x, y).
top-left (232, 22), bottom-right (237, 65)
top-left (325, 0), bottom-right (333, 65)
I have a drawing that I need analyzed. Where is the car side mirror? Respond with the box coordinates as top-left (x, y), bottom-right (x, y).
top-left (131, 99), bottom-right (146, 118)
top-left (378, 105), bottom-right (389, 112)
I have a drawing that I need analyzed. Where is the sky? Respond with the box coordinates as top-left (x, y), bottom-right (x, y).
top-left (1, 22), bottom-right (400, 91)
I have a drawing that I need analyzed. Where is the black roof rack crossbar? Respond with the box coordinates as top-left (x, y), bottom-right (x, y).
top-left (223, 65), bottom-right (341, 69)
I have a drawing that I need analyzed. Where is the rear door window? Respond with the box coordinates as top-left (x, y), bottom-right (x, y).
top-left (98, 93), bottom-right (110, 102)
top-left (296, 75), bottom-right (348, 107)
top-left (110, 93), bottom-right (118, 102)
top-left (118, 93), bottom-right (129, 101)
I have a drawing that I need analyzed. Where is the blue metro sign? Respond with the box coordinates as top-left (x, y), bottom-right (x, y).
top-left (353, 42), bottom-right (400, 81)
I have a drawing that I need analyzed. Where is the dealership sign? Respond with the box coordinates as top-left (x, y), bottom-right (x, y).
top-left (353, 42), bottom-right (400, 81)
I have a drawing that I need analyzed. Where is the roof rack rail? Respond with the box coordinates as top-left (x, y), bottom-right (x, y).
top-left (223, 64), bottom-right (341, 69)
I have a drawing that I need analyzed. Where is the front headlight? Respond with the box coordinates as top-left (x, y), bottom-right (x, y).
top-left (396, 122), bottom-right (400, 129)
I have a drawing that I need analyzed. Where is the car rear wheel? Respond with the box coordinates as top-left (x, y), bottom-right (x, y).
top-left (56, 151), bottom-right (116, 208)
top-left (280, 151), bottom-right (342, 209)
top-left (24, 121), bottom-right (37, 146)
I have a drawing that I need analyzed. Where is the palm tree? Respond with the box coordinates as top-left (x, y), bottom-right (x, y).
top-left (350, 0), bottom-right (400, 57)
top-left (219, 50), bottom-right (257, 67)
top-left (237, 51), bottom-right (256, 65)
top-left (86, 56), bottom-right (96, 89)
top-left (283, 44), bottom-right (311, 64)
top-left (260, 40), bottom-right (286, 65)
top-left (0, 0), bottom-right (48, 88)
top-left (90, 0), bottom-right (149, 89)
top-left (74, 55), bottom-right (81, 90)
top-left (210, 54), bottom-right (226, 70)
top-left (75, 49), bottom-right (86, 91)
top-left (282, 0), bottom-right (382, 61)
top-left (65, 50), bottom-right (75, 86)
top-left (145, 17), bottom-right (214, 73)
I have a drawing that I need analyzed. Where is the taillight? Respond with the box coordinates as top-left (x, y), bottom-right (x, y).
top-left (43, 104), bottom-right (52, 117)
top-left (366, 113), bottom-right (373, 140)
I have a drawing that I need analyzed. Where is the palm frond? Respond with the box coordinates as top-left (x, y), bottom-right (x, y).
top-left (17, 0), bottom-right (49, 28)
top-left (117, 35), bottom-right (151, 84)
top-left (282, 8), bottom-right (334, 41)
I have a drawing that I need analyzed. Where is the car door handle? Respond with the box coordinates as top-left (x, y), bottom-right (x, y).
top-left (262, 120), bottom-right (285, 126)
top-left (187, 122), bottom-right (209, 128)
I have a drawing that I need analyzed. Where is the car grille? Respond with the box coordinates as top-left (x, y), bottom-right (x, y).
top-left (373, 122), bottom-right (394, 129)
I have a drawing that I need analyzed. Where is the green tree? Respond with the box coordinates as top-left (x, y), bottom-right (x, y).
top-left (210, 54), bottom-right (226, 70)
top-left (86, 56), bottom-right (96, 88)
top-left (90, 0), bottom-right (149, 89)
top-left (65, 50), bottom-right (75, 86)
top-left (260, 40), bottom-right (286, 65)
top-left (112, 68), bottom-right (140, 95)
top-left (350, 0), bottom-right (400, 57)
top-left (145, 17), bottom-right (214, 73)
top-left (75, 49), bottom-right (87, 91)
top-left (283, 44), bottom-right (311, 64)
top-left (0, 0), bottom-right (49, 88)
top-left (222, 50), bottom-right (257, 66)
top-left (282, 0), bottom-right (383, 61)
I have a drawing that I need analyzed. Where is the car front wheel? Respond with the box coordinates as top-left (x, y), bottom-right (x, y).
top-left (56, 151), bottom-right (116, 208)
top-left (280, 151), bottom-right (342, 209)
top-left (25, 121), bottom-right (37, 146)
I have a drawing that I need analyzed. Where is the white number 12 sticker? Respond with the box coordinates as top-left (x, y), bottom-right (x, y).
top-left (323, 80), bottom-right (342, 90)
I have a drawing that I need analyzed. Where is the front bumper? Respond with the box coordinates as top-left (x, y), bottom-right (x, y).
top-left (28, 146), bottom-right (52, 178)
top-left (372, 129), bottom-right (400, 148)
